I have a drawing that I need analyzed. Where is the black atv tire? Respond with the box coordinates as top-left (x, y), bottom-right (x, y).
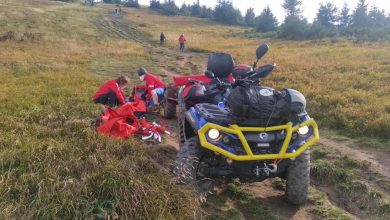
top-left (285, 150), bottom-right (310, 205)
top-left (178, 114), bottom-right (186, 145)
top-left (163, 100), bottom-right (176, 119)
top-left (172, 137), bottom-right (214, 201)
top-left (163, 84), bottom-right (178, 119)
top-left (177, 94), bottom-right (187, 145)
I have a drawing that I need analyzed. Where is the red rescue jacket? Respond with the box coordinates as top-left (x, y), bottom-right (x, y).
top-left (144, 73), bottom-right (165, 100)
top-left (179, 35), bottom-right (186, 44)
top-left (93, 79), bottom-right (126, 104)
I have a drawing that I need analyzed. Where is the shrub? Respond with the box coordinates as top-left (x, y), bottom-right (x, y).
top-left (214, 0), bottom-right (244, 25)
top-left (149, 0), bottom-right (162, 9)
top-left (278, 15), bottom-right (310, 40)
top-left (161, 1), bottom-right (180, 16)
top-left (103, 0), bottom-right (122, 4)
top-left (123, 0), bottom-right (140, 8)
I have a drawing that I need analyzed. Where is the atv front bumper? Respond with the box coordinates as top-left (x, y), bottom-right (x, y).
top-left (198, 118), bottom-right (319, 161)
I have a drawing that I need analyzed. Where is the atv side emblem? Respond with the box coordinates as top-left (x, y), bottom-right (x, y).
top-left (259, 132), bottom-right (268, 140)
top-left (260, 89), bottom-right (273, 96)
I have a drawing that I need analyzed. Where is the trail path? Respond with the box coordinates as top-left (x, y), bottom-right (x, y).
top-left (98, 17), bottom-right (148, 46)
top-left (96, 14), bottom-right (389, 220)
top-left (320, 137), bottom-right (390, 179)
top-left (98, 15), bottom-right (207, 80)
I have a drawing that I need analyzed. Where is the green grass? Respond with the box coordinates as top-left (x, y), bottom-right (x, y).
top-left (309, 189), bottom-right (353, 220)
top-left (321, 129), bottom-right (390, 154)
top-left (0, 70), bottom-right (198, 219)
top-left (204, 182), bottom-right (279, 220)
top-left (311, 148), bottom-right (390, 219)
top-left (354, 137), bottom-right (390, 154)
top-left (311, 147), bottom-right (330, 160)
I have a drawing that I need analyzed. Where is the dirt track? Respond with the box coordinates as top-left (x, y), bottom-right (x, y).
top-left (320, 137), bottom-right (390, 179)
top-left (96, 14), bottom-right (389, 220)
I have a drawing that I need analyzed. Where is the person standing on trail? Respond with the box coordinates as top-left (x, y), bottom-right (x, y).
top-left (137, 67), bottom-right (165, 108)
top-left (93, 76), bottom-right (129, 107)
top-left (178, 34), bottom-right (186, 52)
top-left (160, 32), bottom-right (166, 45)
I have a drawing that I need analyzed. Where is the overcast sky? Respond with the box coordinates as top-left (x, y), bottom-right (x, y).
top-left (138, 0), bottom-right (390, 23)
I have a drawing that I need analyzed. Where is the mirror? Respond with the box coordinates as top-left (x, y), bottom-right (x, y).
top-left (205, 70), bottom-right (215, 78)
top-left (256, 44), bottom-right (269, 60)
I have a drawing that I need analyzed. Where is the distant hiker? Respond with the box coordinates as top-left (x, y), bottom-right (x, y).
top-left (178, 34), bottom-right (186, 52)
top-left (93, 76), bottom-right (129, 107)
top-left (118, 7), bottom-right (122, 14)
top-left (160, 32), bottom-right (166, 45)
top-left (115, 8), bottom-right (118, 14)
top-left (137, 67), bottom-right (165, 108)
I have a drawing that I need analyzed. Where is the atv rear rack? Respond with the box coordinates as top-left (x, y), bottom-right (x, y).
top-left (198, 118), bottom-right (319, 161)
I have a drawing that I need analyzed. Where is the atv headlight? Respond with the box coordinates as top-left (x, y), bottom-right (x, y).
top-left (208, 129), bottom-right (220, 140)
top-left (298, 126), bottom-right (309, 135)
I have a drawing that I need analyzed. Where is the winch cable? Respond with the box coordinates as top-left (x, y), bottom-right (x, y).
top-left (264, 103), bottom-right (277, 131)
top-left (265, 103), bottom-right (285, 165)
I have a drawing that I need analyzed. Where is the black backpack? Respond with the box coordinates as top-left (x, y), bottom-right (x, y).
top-left (227, 84), bottom-right (287, 126)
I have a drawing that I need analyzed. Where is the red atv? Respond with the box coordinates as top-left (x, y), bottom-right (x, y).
top-left (129, 74), bottom-right (228, 119)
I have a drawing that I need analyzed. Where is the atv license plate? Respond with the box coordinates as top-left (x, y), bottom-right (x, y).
top-left (257, 143), bottom-right (270, 148)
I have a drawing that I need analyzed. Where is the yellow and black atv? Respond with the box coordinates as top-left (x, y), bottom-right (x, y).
top-left (173, 44), bottom-right (319, 205)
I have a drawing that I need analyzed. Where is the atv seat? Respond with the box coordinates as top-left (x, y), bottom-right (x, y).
top-left (207, 53), bottom-right (235, 78)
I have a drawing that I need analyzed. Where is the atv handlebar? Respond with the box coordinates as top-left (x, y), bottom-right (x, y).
top-left (249, 64), bottom-right (276, 80)
top-left (198, 62), bottom-right (275, 94)
top-left (232, 63), bottom-right (276, 87)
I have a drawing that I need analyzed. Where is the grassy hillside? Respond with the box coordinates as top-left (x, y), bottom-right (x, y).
top-left (0, 0), bottom-right (197, 219)
top-left (0, 0), bottom-right (389, 219)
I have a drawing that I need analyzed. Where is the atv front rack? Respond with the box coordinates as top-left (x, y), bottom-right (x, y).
top-left (198, 118), bottom-right (319, 161)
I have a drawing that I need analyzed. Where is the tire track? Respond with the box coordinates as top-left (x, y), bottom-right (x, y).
top-left (97, 17), bottom-right (147, 46)
top-left (95, 15), bottom-right (208, 78)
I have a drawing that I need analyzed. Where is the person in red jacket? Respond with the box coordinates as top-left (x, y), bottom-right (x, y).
top-left (178, 34), bottom-right (186, 52)
top-left (93, 76), bottom-right (129, 107)
top-left (137, 67), bottom-right (165, 107)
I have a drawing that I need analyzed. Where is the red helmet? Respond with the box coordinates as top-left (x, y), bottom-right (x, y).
top-left (232, 64), bottom-right (253, 79)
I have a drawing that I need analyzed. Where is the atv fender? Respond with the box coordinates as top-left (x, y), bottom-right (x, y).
top-left (184, 117), bottom-right (197, 140)
top-left (165, 83), bottom-right (179, 103)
